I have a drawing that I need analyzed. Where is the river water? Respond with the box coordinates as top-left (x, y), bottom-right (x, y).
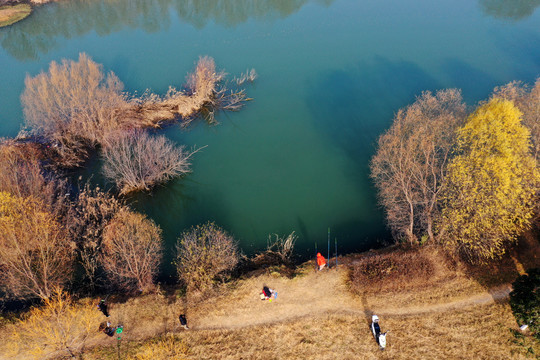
top-left (1, 0), bottom-right (539, 264)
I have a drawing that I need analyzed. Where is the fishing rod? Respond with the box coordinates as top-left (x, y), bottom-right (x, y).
top-left (327, 228), bottom-right (330, 270)
top-left (335, 237), bottom-right (338, 268)
top-left (314, 240), bottom-right (318, 272)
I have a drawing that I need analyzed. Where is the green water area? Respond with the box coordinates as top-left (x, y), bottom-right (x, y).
top-left (1, 0), bottom-right (539, 266)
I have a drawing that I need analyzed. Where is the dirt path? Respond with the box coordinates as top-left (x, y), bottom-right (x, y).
top-left (189, 269), bottom-right (512, 331)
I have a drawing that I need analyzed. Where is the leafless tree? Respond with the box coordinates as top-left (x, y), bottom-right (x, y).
top-left (0, 139), bottom-right (68, 210)
top-left (0, 192), bottom-right (75, 300)
top-left (101, 130), bottom-right (199, 195)
top-left (370, 89), bottom-right (466, 244)
top-left (492, 77), bottom-right (540, 162)
top-left (176, 222), bottom-right (239, 292)
top-left (100, 208), bottom-right (162, 293)
top-left (21, 53), bottom-right (254, 168)
top-left (67, 184), bottom-right (123, 290)
top-left (21, 53), bottom-right (130, 167)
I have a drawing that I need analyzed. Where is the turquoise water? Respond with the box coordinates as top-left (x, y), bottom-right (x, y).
top-left (1, 0), bottom-right (539, 265)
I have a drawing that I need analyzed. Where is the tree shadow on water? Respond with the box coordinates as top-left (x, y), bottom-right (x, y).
top-left (440, 58), bottom-right (499, 103)
top-left (128, 178), bottom-right (233, 284)
top-left (304, 57), bottom-right (439, 253)
top-left (305, 56), bottom-right (440, 176)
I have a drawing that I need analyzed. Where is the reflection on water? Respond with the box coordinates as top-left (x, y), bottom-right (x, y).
top-left (305, 57), bottom-right (439, 250)
top-left (479, 0), bottom-right (540, 20)
top-left (0, 0), bottom-right (334, 61)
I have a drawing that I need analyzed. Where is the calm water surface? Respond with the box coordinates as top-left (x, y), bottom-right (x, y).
top-left (1, 0), bottom-right (539, 267)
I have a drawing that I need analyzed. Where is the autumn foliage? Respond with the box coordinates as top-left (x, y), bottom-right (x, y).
top-left (3, 290), bottom-right (102, 359)
top-left (439, 98), bottom-right (539, 262)
top-left (0, 192), bottom-right (74, 300)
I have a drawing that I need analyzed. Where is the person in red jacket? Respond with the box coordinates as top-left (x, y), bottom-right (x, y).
top-left (317, 252), bottom-right (327, 271)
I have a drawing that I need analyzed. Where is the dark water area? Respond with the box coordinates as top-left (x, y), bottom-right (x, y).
top-left (1, 0), bottom-right (540, 277)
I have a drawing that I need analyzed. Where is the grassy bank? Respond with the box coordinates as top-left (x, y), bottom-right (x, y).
top-left (1, 237), bottom-right (539, 359)
top-left (0, 4), bottom-right (31, 27)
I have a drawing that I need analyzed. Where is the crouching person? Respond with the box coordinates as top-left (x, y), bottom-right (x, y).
top-left (179, 314), bottom-right (189, 330)
top-left (260, 286), bottom-right (277, 301)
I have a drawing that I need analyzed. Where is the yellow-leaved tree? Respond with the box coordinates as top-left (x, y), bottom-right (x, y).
top-left (439, 98), bottom-right (539, 262)
top-left (3, 290), bottom-right (102, 359)
top-left (0, 191), bottom-right (74, 299)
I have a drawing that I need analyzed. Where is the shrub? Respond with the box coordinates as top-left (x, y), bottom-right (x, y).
top-left (101, 130), bottom-right (197, 195)
top-left (510, 268), bottom-right (540, 340)
top-left (176, 222), bottom-right (239, 292)
top-left (0, 139), bottom-right (68, 212)
top-left (101, 209), bottom-right (162, 293)
top-left (21, 53), bottom-right (254, 168)
top-left (349, 249), bottom-right (434, 293)
top-left (249, 232), bottom-right (297, 270)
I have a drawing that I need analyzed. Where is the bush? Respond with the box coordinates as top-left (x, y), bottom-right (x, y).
top-left (101, 209), bottom-right (162, 293)
top-left (510, 268), bottom-right (540, 340)
top-left (248, 232), bottom-right (297, 270)
top-left (101, 130), bottom-right (197, 195)
top-left (176, 222), bottom-right (239, 292)
top-left (349, 249), bottom-right (434, 293)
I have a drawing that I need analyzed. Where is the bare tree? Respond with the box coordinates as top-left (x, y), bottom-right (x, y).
top-left (21, 54), bottom-right (254, 168)
top-left (176, 222), bottom-right (239, 292)
top-left (0, 139), bottom-right (68, 210)
top-left (101, 208), bottom-right (162, 293)
top-left (67, 184), bottom-right (123, 290)
top-left (21, 53), bottom-right (130, 167)
top-left (370, 89), bottom-right (466, 244)
top-left (101, 130), bottom-right (199, 195)
top-left (0, 192), bottom-right (75, 300)
top-left (492, 77), bottom-right (540, 161)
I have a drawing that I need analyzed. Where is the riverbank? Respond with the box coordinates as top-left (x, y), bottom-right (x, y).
top-left (2, 234), bottom-right (538, 359)
top-left (0, 3), bottom-right (31, 27)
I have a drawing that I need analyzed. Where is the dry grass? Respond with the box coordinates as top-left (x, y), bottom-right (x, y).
top-left (2, 240), bottom-right (539, 359)
top-left (84, 303), bottom-right (536, 360)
